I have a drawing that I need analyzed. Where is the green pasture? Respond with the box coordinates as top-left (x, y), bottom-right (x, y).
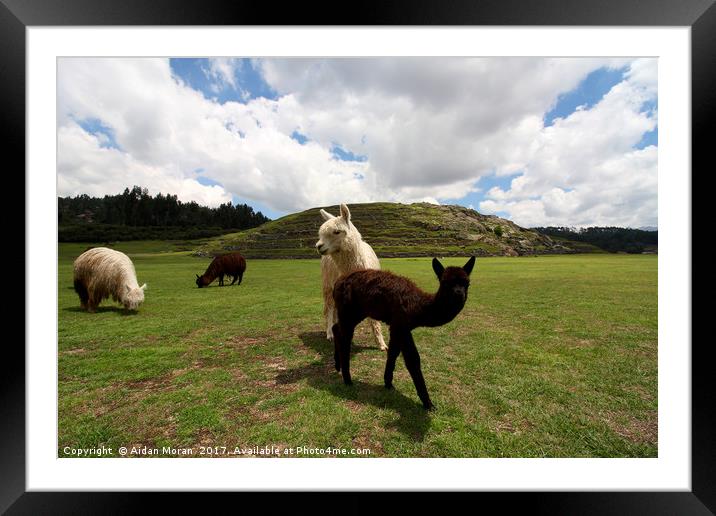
top-left (58, 243), bottom-right (657, 458)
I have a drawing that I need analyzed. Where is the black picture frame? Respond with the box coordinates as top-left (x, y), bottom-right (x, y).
top-left (4, 0), bottom-right (709, 513)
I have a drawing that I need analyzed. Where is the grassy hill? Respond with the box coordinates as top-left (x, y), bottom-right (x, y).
top-left (194, 202), bottom-right (590, 259)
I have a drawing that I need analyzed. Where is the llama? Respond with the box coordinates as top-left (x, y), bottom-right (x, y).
top-left (196, 252), bottom-right (246, 288)
top-left (316, 204), bottom-right (388, 351)
top-left (332, 256), bottom-right (476, 410)
top-left (73, 247), bottom-right (147, 312)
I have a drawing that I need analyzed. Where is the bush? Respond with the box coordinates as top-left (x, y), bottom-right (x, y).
top-left (493, 226), bottom-right (503, 237)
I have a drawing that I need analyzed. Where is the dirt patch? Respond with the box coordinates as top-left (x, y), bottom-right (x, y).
top-left (123, 362), bottom-right (203, 392)
top-left (490, 415), bottom-right (534, 435)
top-left (226, 335), bottom-right (268, 349)
top-left (193, 428), bottom-right (216, 447)
top-left (60, 348), bottom-right (86, 355)
top-left (597, 410), bottom-right (657, 445)
top-left (570, 339), bottom-right (595, 348)
top-left (181, 327), bottom-right (215, 344)
top-left (238, 401), bottom-right (291, 426)
top-left (230, 368), bottom-right (248, 381)
top-left (265, 356), bottom-right (288, 371)
top-left (351, 433), bottom-right (383, 456)
top-left (623, 384), bottom-right (655, 403)
top-left (343, 400), bottom-right (363, 413)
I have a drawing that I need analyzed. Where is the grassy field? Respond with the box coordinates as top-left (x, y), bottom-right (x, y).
top-left (58, 243), bottom-right (657, 458)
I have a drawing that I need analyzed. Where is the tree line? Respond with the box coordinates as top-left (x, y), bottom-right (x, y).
top-left (59, 186), bottom-right (271, 242)
top-left (533, 226), bottom-right (658, 254)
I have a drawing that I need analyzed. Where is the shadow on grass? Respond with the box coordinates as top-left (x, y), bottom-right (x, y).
top-left (276, 331), bottom-right (431, 442)
top-left (196, 283), bottom-right (243, 288)
top-left (62, 306), bottom-right (140, 316)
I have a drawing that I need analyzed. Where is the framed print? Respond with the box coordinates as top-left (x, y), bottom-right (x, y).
top-left (4, 0), bottom-right (711, 512)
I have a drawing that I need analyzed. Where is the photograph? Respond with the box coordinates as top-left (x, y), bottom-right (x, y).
top-left (56, 56), bottom-right (659, 460)
top-left (4, 0), bottom-right (707, 508)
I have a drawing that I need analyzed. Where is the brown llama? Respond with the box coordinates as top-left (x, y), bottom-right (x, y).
top-left (332, 256), bottom-right (475, 410)
top-left (196, 252), bottom-right (246, 288)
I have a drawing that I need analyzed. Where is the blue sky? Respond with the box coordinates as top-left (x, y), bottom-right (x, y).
top-left (446, 173), bottom-right (523, 219)
top-left (544, 66), bottom-right (627, 126)
top-left (170, 58), bottom-right (277, 104)
top-left (58, 57), bottom-right (658, 228)
top-left (75, 117), bottom-right (121, 150)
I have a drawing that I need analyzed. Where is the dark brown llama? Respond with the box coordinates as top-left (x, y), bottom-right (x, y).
top-left (196, 252), bottom-right (246, 288)
top-left (332, 256), bottom-right (475, 410)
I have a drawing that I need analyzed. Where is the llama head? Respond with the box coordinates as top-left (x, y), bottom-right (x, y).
top-left (196, 274), bottom-right (209, 288)
top-left (432, 256), bottom-right (475, 304)
top-left (316, 203), bottom-right (356, 256)
top-left (123, 283), bottom-right (146, 310)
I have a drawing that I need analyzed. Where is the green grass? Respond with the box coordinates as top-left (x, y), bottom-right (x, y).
top-left (58, 244), bottom-right (657, 458)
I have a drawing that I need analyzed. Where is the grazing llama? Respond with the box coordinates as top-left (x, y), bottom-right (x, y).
top-left (332, 256), bottom-right (476, 410)
top-left (73, 247), bottom-right (147, 312)
top-left (196, 252), bottom-right (246, 288)
top-left (316, 204), bottom-right (387, 351)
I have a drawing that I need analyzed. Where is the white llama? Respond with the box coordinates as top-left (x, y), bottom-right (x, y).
top-left (73, 247), bottom-right (146, 312)
top-left (315, 203), bottom-right (388, 351)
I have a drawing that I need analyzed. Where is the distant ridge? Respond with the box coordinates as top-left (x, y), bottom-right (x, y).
top-left (194, 202), bottom-right (588, 259)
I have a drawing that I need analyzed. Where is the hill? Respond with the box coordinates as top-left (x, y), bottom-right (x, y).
top-left (533, 226), bottom-right (658, 254)
top-left (193, 202), bottom-right (587, 259)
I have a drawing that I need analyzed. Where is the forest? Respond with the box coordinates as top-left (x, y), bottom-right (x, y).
top-left (58, 186), bottom-right (271, 242)
top-left (533, 226), bottom-right (658, 254)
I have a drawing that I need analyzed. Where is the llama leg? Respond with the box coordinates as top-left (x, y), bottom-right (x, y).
top-left (238, 271), bottom-right (243, 285)
top-left (219, 274), bottom-right (224, 286)
top-left (324, 292), bottom-right (335, 341)
top-left (332, 323), bottom-right (342, 371)
top-left (333, 322), bottom-right (355, 385)
top-left (86, 292), bottom-right (97, 313)
top-left (401, 332), bottom-right (434, 410)
top-left (74, 280), bottom-right (89, 310)
top-left (370, 318), bottom-right (388, 351)
top-left (230, 274), bottom-right (237, 285)
top-left (384, 330), bottom-right (402, 389)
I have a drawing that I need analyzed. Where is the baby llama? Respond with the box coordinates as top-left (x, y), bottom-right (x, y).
top-left (332, 256), bottom-right (476, 409)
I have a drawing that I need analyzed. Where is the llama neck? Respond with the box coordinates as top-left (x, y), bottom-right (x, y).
top-left (330, 228), bottom-right (363, 270)
top-left (417, 289), bottom-right (466, 328)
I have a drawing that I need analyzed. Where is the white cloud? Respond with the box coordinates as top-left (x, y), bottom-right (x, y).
top-left (205, 58), bottom-right (239, 91)
top-left (57, 57), bottom-right (656, 227)
top-left (57, 122), bottom-right (232, 207)
top-left (478, 62), bottom-right (657, 227)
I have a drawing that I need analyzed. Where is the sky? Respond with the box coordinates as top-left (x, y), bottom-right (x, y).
top-left (57, 57), bottom-right (657, 227)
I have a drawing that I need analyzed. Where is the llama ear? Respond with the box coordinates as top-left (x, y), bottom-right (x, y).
top-left (141, 283), bottom-right (147, 290)
top-left (196, 274), bottom-right (200, 279)
top-left (463, 256), bottom-right (476, 276)
top-left (432, 258), bottom-right (445, 279)
top-left (340, 203), bottom-right (351, 222)
top-left (320, 209), bottom-right (335, 221)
